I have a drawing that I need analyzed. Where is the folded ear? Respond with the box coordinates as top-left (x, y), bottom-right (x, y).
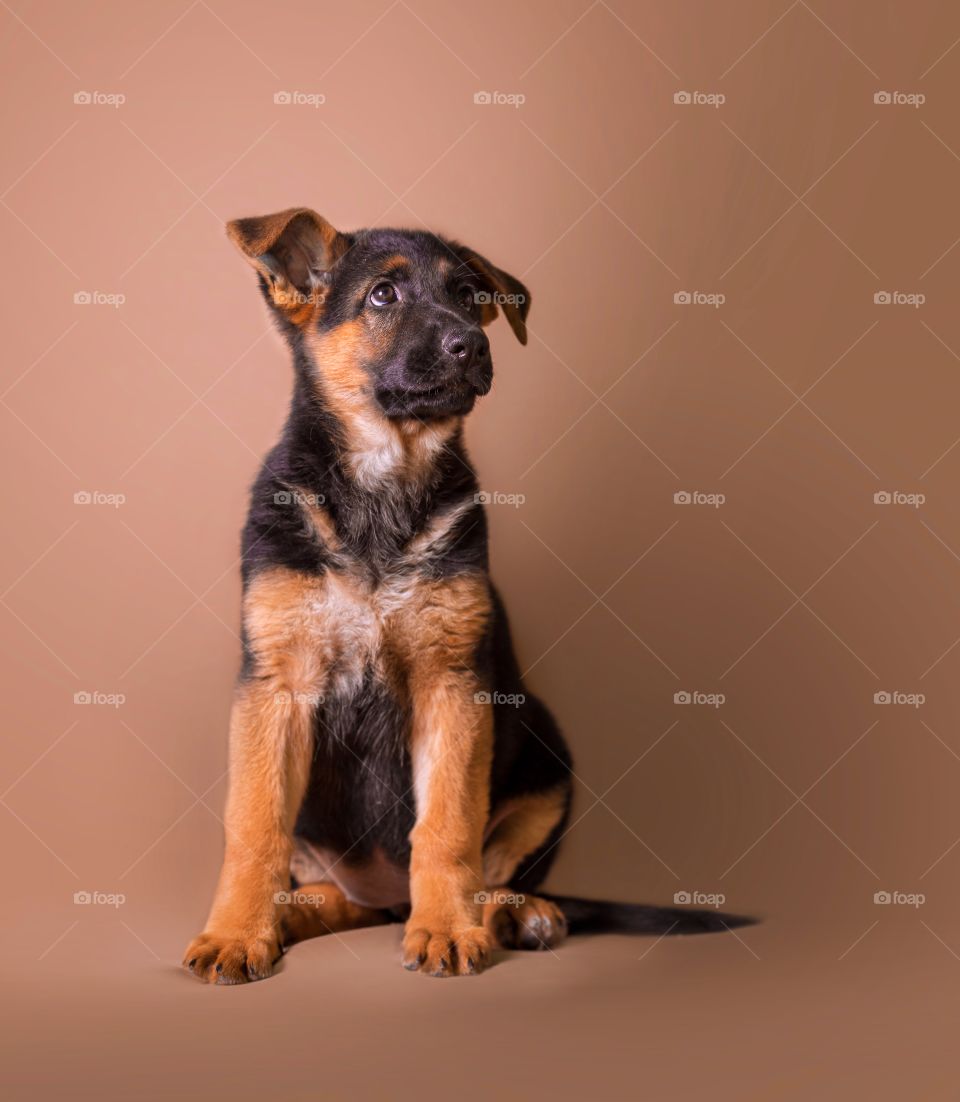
top-left (455, 247), bottom-right (530, 344)
top-left (226, 208), bottom-right (349, 317)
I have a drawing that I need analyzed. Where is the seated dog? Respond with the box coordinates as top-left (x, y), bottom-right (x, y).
top-left (184, 208), bottom-right (751, 983)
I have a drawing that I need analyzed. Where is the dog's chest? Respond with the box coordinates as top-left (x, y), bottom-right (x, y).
top-left (305, 566), bottom-right (421, 693)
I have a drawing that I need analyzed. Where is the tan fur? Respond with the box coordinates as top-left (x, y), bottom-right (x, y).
top-left (401, 575), bottom-right (495, 975)
top-left (182, 676), bottom-right (315, 983)
top-left (185, 562), bottom-right (495, 981)
top-left (226, 208), bottom-right (347, 326)
top-left (482, 785), bottom-right (568, 886)
top-left (184, 567), bottom-right (351, 983)
top-left (279, 880), bottom-right (390, 945)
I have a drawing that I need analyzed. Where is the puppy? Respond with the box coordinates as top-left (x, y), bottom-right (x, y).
top-left (184, 208), bottom-right (751, 983)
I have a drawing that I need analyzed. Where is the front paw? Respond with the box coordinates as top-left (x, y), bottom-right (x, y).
top-left (183, 929), bottom-right (281, 985)
top-left (402, 923), bottom-right (491, 977)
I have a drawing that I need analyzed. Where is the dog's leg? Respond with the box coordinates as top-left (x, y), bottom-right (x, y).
top-left (482, 785), bottom-right (569, 888)
top-left (183, 679), bottom-right (315, 983)
top-left (482, 893), bottom-right (568, 950)
top-left (280, 882), bottom-right (391, 946)
top-left (400, 579), bottom-right (494, 977)
top-left (479, 785), bottom-right (570, 950)
top-left (402, 683), bottom-right (492, 976)
top-left (481, 786), bottom-right (570, 951)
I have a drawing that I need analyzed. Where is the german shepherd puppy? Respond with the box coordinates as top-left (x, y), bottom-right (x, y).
top-left (183, 208), bottom-right (751, 983)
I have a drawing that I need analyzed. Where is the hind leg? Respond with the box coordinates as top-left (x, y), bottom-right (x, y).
top-left (481, 784), bottom-right (570, 951)
top-left (280, 881), bottom-right (391, 947)
top-left (482, 890), bottom-right (568, 950)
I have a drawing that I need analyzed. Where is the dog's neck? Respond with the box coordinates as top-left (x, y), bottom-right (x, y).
top-left (336, 404), bottom-right (461, 492)
top-left (296, 334), bottom-right (463, 492)
top-left (276, 358), bottom-right (478, 565)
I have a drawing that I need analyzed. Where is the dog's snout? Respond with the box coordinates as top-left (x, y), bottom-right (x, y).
top-left (442, 329), bottom-right (488, 369)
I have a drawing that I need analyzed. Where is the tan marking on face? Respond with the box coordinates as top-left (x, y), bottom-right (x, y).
top-left (380, 254), bottom-right (412, 274)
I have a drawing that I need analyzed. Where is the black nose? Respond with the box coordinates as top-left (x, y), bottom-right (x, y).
top-left (442, 329), bottom-right (488, 369)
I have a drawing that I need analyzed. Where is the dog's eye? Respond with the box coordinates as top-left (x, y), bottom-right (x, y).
top-left (456, 285), bottom-right (477, 309)
top-left (369, 283), bottom-right (398, 307)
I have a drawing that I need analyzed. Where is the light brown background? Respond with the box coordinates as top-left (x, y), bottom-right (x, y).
top-left (3, 1), bottom-right (960, 1098)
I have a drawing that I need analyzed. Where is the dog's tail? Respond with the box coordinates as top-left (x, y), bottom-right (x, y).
top-left (538, 893), bottom-right (757, 936)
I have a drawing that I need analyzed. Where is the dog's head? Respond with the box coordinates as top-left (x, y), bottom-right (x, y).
top-left (227, 208), bottom-right (529, 422)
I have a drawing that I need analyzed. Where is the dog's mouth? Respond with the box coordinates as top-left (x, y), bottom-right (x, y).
top-left (377, 375), bottom-right (485, 420)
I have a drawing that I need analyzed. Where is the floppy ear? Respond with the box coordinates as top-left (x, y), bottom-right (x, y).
top-left (456, 248), bottom-right (530, 345)
top-left (226, 208), bottom-right (349, 316)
